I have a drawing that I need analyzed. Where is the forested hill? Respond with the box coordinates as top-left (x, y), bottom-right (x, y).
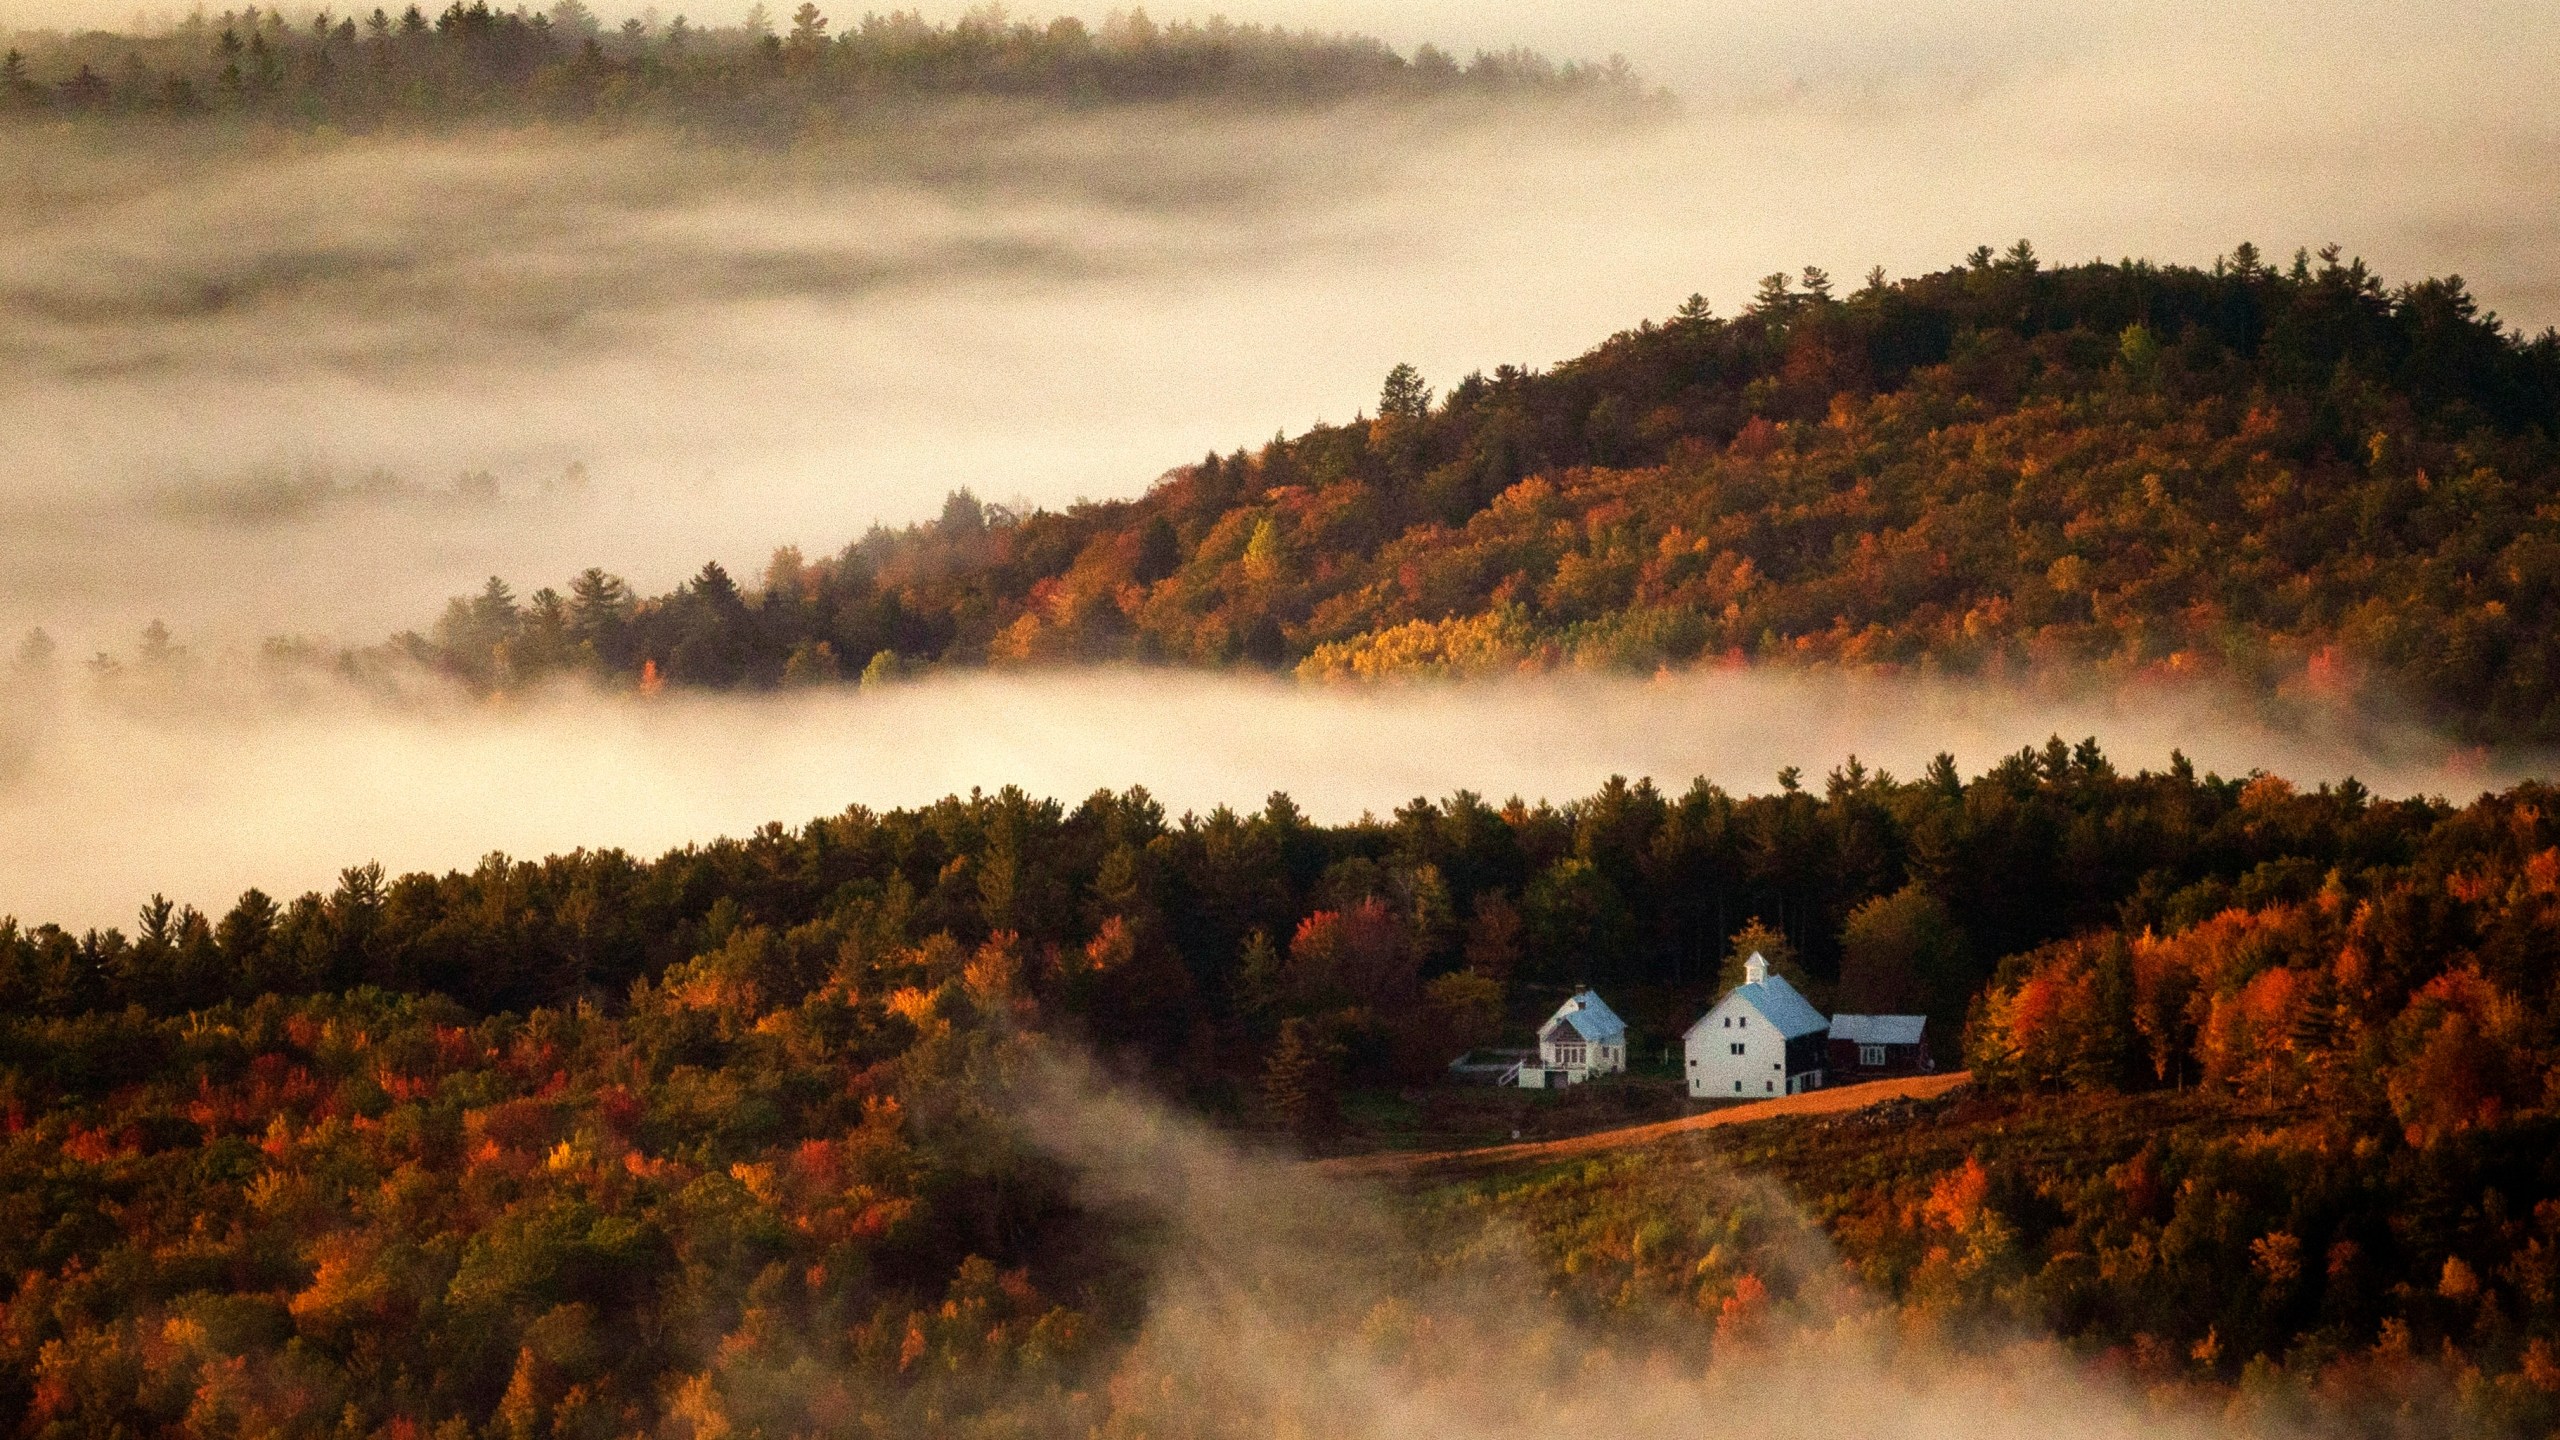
top-left (358, 246), bottom-right (2560, 742)
top-left (15, 755), bottom-right (2560, 1431)
top-left (0, 5), bottom-right (1646, 131)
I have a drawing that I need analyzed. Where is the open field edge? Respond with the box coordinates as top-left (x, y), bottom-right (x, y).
top-left (1315, 1071), bottom-right (1974, 1183)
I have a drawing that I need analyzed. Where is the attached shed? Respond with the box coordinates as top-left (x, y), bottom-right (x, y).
top-left (1682, 954), bottom-right (1829, 1099)
top-left (1447, 1049), bottom-right (1533, 1087)
top-left (1827, 1014), bottom-right (1932, 1077)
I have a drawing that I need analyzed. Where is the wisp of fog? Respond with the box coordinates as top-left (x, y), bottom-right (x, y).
top-left (1012, 1046), bottom-right (2257, 1439)
top-left (0, 666), bottom-right (2528, 931)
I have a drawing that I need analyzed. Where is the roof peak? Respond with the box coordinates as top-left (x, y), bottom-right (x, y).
top-left (1693, 966), bottom-right (1827, 1039)
top-left (1545, 989), bottom-right (1626, 1043)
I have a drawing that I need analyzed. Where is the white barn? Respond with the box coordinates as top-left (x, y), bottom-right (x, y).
top-left (1516, 989), bottom-right (1627, 1089)
top-left (1684, 953), bottom-right (1829, 1099)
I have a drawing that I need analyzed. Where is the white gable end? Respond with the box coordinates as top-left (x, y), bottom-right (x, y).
top-left (1526, 989), bottom-right (1628, 1086)
top-left (1682, 958), bottom-right (1829, 1100)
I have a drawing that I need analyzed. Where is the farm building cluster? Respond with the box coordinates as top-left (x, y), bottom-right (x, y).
top-left (1460, 952), bottom-right (1931, 1096)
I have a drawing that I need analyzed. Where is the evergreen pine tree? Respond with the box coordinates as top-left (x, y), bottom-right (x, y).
top-left (1263, 1017), bottom-right (1340, 1143)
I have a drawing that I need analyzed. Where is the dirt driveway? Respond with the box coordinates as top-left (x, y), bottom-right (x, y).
top-left (1316, 1071), bottom-right (1972, 1183)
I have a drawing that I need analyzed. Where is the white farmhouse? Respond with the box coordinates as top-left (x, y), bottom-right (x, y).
top-left (1516, 989), bottom-right (1627, 1089)
top-left (1684, 953), bottom-right (1829, 1099)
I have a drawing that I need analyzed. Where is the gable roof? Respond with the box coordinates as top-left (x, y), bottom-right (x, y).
top-left (1686, 971), bottom-right (1828, 1040)
top-left (1540, 989), bottom-right (1626, 1045)
top-left (1830, 1013), bottom-right (1927, 1046)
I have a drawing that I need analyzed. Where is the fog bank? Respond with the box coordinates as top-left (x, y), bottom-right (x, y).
top-left (0, 667), bottom-right (2531, 931)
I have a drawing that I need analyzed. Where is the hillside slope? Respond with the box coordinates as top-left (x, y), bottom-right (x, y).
top-left (9, 761), bottom-right (2560, 1431)
top-left (368, 245), bottom-right (2560, 740)
top-left (1411, 1080), bottom-right (2560, 1436)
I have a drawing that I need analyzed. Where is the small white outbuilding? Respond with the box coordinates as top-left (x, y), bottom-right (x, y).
top-left (1684, 953), bottom-right (1829, 1099)
top-left (1516, 989), bottom-right (1627, 1089)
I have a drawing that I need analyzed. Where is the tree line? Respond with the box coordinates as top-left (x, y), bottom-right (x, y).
top-left (336, 246), bottom-right (2560, 742)
top-left (0, 741), bottom-right (2483, 1104)
top-left (0, 3), bottom-right (1650, 132)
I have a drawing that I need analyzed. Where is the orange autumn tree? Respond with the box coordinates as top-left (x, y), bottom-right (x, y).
top-left (1964, 934), bottom-right (2137, 1091)
top-left (1276, 899), bottom-right (1441, 1080)
top-left (2384, 968), bottom-right (2546, 1147)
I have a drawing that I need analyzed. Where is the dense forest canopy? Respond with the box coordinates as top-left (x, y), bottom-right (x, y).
top-left (247, 245), bottom-right (2560, 742)
top-left (12, 748), bottom-right (2560, 1431)
top-left (0, 740), bottom-right (2448, 1054)
top-left (0, 4), bottom-right (1651, 132)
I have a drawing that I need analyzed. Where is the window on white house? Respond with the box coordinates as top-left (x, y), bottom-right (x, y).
top-left (1729, 1042), bottom-right (1744, 1055)
top-left (1732, 1080), bottom-right (1742, 1093)
top-left (1765, 1080), bottom-right (1775, 1092)
top-left (1860, 1044), bottom-right (1886, 1067)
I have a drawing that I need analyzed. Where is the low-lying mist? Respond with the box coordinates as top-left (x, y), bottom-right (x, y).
top-left (4, 102), bottom-right (1479, 644)
top-left (5, 0), bottom-right (2557, 656)
top-left (1010, 1049), bottom-right (2259, 1439)
top-left (0, 665), bottom-right (2529, 932)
